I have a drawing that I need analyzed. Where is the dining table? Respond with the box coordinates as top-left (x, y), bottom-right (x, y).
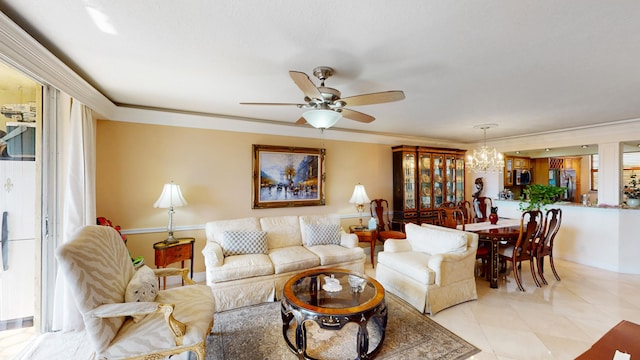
top-left (458, 218), bottom-right (522, 288)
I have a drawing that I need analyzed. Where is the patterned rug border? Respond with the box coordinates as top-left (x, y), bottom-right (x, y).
top-left (207, 293), bottom-right (480, 360)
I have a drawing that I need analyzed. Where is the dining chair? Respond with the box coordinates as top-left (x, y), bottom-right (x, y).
top-left (498, 210), bottom-right (543, 291)
top-left (535, 208), bottom-right (562, 285)
top-left (370, 199), bottom-right (406, 241)
top-left (457, 200), bottom-right (474, 224)
top-left (473, 197), bottom-right (493, 222)
top-left (437, 207), bottom-right (465, 229)
top-left (437, 208), bottom-right (489, 277)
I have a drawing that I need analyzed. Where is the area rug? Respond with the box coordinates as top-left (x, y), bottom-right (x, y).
top-left (206, 293), bottom-right (480, 360)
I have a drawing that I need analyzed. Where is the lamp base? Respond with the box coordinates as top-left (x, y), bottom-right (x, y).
top-left (164, 233), bottom-right (179, 244)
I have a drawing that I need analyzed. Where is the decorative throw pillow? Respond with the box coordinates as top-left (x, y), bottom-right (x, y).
top-left (222, 231), bottom-right (268, 256)
top-left (305, 223), bottom-right (341, 246)
top-left (125, 265), bottom-right (158, 322)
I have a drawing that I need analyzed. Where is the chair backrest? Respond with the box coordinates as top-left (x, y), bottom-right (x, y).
top-left (457, 200), bottom-right (474, 223)
top-left (438, 208), bottom-right (466, 230)
top-left (514, 210), bottom-right (543, 259)
top-left (370, 199), bottom-right (392, 232)
top-left (539, 208), bottom-right (562, 252)
top-left (439, 201), bottom-right (457, 208)
top-left (473, 197), bottom-right (493, 221)
top-left (56, 225), bottom-right (136, 352)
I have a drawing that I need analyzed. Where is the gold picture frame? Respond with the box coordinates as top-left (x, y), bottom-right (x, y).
top-left (252, 144), bottom-right (326, 209)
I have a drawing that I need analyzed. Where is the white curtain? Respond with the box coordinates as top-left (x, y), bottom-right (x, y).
top-left (51, 96), bottom-right (96, 331)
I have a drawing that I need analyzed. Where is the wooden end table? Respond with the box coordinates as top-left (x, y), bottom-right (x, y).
top-left (349, 225), bottom-right (378, 268)
top-left (153, 237), bottom-right (195, 289)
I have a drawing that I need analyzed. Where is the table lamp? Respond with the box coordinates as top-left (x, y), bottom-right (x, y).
top-left (349, 183), bottom-right (370, 228)
top-left (154, 181), bottom-right (188, 244)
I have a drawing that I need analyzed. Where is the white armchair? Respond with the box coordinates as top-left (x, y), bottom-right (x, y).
top-left (375, 223), bottom-right (478, 315)
top-left (56, 225), bottom-right (214, 359)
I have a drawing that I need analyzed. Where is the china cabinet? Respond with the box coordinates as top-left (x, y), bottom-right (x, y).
top-left (392, 145), bottom-right (466, 230)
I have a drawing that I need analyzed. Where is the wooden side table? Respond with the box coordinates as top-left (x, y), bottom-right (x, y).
top-left (153, 237), bottom-right (195, 289)
top-left (349, 225), bottom-right (378, 268)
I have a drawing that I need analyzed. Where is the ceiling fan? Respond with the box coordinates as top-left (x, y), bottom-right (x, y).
top-left (240, 66), bottom-right (405, 129)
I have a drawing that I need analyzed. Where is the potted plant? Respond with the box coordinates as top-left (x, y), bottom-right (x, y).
top-left (519, 184), bottom-right (566, 212)
top-left (623, 174), bottom-right (640, 207)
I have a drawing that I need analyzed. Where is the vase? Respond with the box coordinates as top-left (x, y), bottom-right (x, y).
top-left (489, 213), bottom-right (498, 224)
top-left (627, 198), bottom-right (640, 208)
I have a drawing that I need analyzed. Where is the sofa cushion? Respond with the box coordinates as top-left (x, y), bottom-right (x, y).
top-left (221, 231), bottom-right (268, 256)
top-left (305, 245), bottom-right (365, 266)
top-left (377, 250), bottom-right (436, 285)
top-left (304, 223), bottom-right (341, 246)
top-left (208, 254), bottom-right (274, 283)
top-left (405, 223), bottom-right (467, 254)
top-left (268, 246), bottom-right (320, 274)
top-left (205, 217), bottom-right (261, 245)
top-left (299, 214), bottom-right (340, 245)
top-left (259, 216), bottom-right (302, 249)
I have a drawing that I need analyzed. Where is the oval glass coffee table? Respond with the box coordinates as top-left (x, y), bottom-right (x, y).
top-left (281, 268), bottom-right (387, 360)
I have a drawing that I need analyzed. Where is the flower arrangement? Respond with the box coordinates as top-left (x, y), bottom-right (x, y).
top-left (624, 174), bottom-right (640, 199)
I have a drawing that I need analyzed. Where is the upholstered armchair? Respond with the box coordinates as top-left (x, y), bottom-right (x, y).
top-left (376, 223), bottom-right (478, 315)
top-left (56, 225), bottom-right (214, 359)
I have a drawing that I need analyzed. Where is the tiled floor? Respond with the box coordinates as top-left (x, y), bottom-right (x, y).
top-left (364, 255), bottom-right (640, 359)
top-left (3, 256), bottom-right (640, 359)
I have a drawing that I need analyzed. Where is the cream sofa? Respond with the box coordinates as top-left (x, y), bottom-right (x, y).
top-left (202, 214), bottom-right (366, 312)
top-left (376, 223), bottom-right (478, 315)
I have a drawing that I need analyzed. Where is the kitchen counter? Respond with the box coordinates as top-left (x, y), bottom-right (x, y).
top-left (494, 199), bottom-right (640, 274)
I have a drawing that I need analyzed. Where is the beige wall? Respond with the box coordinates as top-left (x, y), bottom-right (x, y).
top-left (96, 120), bottom-right (395, 272)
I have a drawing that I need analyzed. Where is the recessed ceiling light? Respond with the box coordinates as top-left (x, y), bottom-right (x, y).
top-left (545, 148), bottom-right (551, 152)
top-left (581, 145), bottom-right (589, 149)
top-left (515, 151), bottom-right (520, 154)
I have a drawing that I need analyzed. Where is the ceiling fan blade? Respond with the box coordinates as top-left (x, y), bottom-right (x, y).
top-left (340, 90), bottom-right (405, 106)
top-left (341, 108), bottom-right (375, 123)
top-left (289, 71), bottom-right (322, 99)
top-left (240, 102), bottom-right (303, 106)
top-left (295, 117), bottom-right (307, 125)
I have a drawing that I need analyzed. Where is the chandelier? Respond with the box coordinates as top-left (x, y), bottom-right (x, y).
top-left (466, 124), bottom-right (504, 173)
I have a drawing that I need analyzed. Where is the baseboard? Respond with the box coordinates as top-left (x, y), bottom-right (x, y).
top-left (163, 271), bottom-right (206, 287)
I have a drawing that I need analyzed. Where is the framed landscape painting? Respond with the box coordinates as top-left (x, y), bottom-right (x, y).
top-left (252, 144), bottom-right (326, 209)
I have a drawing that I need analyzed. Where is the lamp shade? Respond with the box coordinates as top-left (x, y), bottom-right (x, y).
top-left (302, 109), bottom-right (342, 129)
top-left (153, 182), bottom-right (188, 208)
top-left (349, 184), bottom-right (370, 205)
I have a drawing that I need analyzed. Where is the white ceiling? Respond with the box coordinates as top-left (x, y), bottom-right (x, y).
top-left (1, 1), bottom-right (640, 145)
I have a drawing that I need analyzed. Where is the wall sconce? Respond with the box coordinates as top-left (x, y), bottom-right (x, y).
top-left (153, 181), bottom-right (188, 244)
top-left (349, 183), bottom-right (370, 228)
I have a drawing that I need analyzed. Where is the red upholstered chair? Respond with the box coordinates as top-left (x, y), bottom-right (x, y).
top-left (536, 208), bottom-right (562, 284)
top-left (370, 199), bottom-right (406, 242)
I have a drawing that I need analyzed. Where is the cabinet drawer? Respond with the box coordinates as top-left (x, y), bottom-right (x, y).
top-left (155, 244), bottom-right (191, 265)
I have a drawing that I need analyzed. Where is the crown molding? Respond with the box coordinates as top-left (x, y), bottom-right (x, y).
top-left (0, 11), bottom-right (116, 118)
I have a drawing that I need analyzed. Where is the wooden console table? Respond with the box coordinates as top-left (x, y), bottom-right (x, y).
top-left (153, 237), bottom-right (195, 289)
top-left (349, 225), bottom-right (378, 268)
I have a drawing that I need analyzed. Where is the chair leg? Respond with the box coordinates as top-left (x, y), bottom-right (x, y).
top-left (549, 254), bottom-right (561, 281)
top-left (537, 256), bottom-right (548, 285)
top-left (530, 258), bottom-right (541, 287)
top-left (512, 259), bottom-right (525, 292)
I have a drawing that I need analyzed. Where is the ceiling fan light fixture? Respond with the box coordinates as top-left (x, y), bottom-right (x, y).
top-left (302, 109), bottom-right (342, 129)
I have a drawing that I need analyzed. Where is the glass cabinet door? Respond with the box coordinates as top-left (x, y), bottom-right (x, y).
top-left (433, 154), bottom-right (444, 207)
top-left (445, 155), bottom-right (456, 203)
top-left (455, 156), bottom-right (465, 203)
top-left (418, 152), bottom-right (432, 210)
top-left (403, 153), bottom-right (416, 210)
